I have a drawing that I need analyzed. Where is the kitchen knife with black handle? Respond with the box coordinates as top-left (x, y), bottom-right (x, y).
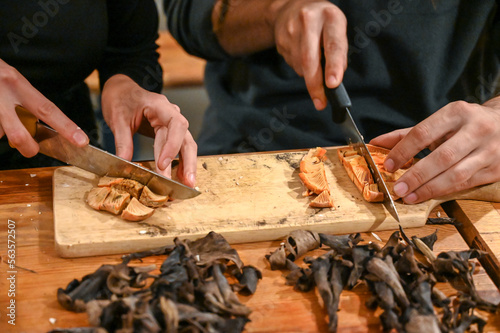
top-left (11, 106), bottom-right (200, 200)
top-left (322, 68), bottom-right (400, 223)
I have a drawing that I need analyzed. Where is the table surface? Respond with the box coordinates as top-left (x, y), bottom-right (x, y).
top-left (1, 166), bottom-right (500, 332)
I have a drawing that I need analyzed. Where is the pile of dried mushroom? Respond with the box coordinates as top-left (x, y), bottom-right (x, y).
top-left (266, 229), bottom-right (498, 332)
top-left (51, 232), bottom-right (260, 333)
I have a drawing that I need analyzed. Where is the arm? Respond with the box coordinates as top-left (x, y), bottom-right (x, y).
top-left (370, 96), bottom-right (500, 203)
top-left (99, 0), bottom-right (197, 186)
top-left (0, 59), bottom-right (89, 157)
top-left (165, 0), bottom-right (348, 110)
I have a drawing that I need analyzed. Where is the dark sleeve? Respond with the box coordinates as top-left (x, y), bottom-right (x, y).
top-left (164, 0), bottom-right (229, 61)
top-left (98, 0), bottom-right (162, 93)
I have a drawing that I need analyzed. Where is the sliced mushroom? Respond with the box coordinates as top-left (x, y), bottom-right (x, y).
top-left (97, 176), bottom-right (124, 187)
top-left (86, 187), bottom-right (111, 211)
top-left (121, 197), bottom-right (155, 222)
top-left (101, 188), bottom-right (130, 215)
top-left (309, 190), bottom-right (334, 208)
top-left (139, 185), bottom-right (169, 208)
top-left (112, 178), bottom-right (144, 199)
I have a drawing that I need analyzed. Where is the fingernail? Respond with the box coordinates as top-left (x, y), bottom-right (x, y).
top-left (404, 192), bottom-right (418, 204)
top-left (393, 182), bottom-right (408, 197)
top-left (73, 129), bottom-right (88, 146)
top-left (187, 172), bottom-right (196, 187)
top-left (384, 158), bottom-right (395, 172)
top-left (327, 75), bottom-right (337, 87)
top-left (160, 158), bottom-right (172, 171)
top-left (313, 98), bottom-right (324, 110)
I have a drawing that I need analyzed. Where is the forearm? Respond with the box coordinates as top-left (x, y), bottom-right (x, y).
top-left (212, 0), bottom-right (287, 55)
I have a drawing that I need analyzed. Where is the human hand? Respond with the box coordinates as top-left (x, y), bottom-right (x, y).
top-left (0, 59), bottom-right (89, 157)
top-left (273, 0), bottom-right (348, 110)
top-left (370, 100), bottom-right (500, 204)
top-left (101, 74), bottom-right (197, 187)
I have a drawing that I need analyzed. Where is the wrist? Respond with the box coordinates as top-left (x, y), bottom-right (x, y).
top-left (483, 95), bottom-right (500, 109)
top-left (266, 0), bottom-right (289, 35)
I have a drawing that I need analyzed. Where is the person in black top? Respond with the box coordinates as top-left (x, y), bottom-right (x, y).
top-left (0, 0), bottom-right (197, 187)
top-left (165, 0), bottom-right (500, 203)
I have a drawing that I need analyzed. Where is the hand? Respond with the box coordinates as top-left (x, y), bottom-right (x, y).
top-left (101, 74), bottom-right (197, 187)
top-left (273, 0), bottom-right (348, 110)
top-left (0, 59), bottom-right (89, 157)
top-left (370, 100), bottom-right (500, 203)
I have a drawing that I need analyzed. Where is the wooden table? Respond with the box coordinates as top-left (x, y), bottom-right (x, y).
top-left (84, 31), bottom-right (206, 92)
top-left (1, 166), bottom-right (500, 332)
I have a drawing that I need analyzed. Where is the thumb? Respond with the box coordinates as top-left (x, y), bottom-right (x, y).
top-left (113, 126), bottom-right (134, 161)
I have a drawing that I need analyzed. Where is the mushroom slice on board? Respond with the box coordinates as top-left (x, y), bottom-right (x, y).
top-left (121, 197), bottom-right (155, 222)
top-left (140, 185), bottom-right (169, 208)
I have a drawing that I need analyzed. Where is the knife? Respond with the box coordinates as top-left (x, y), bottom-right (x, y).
top-left (322, 75), bottom-right (401, 223)
top-left (12, 106), bottom-right (200, 200)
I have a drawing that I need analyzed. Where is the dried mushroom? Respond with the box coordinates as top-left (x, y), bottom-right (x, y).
top-left (266, 228), bottom-right (498, 332)
top-left (55, 232), bottom-right (256, 332)
top-left (265, 230), bottom-right (321, 269)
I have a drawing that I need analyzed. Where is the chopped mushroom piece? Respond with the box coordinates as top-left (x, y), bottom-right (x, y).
top-left (101, 188), bottom-right (130, 215)
top-left (121, 197), bottom-right (155, 222)
top-left (232, 266), bottom-right (263, 295)
top-left (310, 190), bottom-right (334, 208)
top-left (139, 185), bottom-right (169, 208)
top-left (299, 165), bottom-right (329, 195)
top-left (299, 147), bottom-right (334, 208)
top-left (86, 187), bottom-right (111, 210)
top-left (88, 177), bottom-right (170, 222)
top-left (97, 176), bottom-right (124, 187)
top-left (337, 144), bottom-right (414, 202)
top-left (112, 178), bottom-right (144, 199)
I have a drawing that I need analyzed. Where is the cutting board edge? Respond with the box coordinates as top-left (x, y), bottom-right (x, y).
top-left (54, 218), bottom-right (428, 258)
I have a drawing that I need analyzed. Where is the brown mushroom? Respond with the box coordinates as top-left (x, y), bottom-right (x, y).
top-left (121, 197), bottom-right (155, 222)
top-left (139, 185), bottom-right (169, 208)
top-left (101, 188), bottom-right (130, 215)
top-left (112, 178), bottom-right (144, 199)
top-left (86, 187), bottom-right (111, 211)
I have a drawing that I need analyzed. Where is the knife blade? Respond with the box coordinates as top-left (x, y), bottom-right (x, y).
top-left (13, 106), bottom-right (200, 200)
top-left (323, 81), bottom-right (401, 223)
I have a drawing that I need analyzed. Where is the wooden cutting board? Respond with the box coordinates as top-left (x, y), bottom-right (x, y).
top-left (53, 148), bottom-right (500, 257)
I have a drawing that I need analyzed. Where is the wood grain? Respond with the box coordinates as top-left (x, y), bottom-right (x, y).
top-left (52, 148), bottom-right (500, 258)
top-left (1, 166), bottom-right (500, 332)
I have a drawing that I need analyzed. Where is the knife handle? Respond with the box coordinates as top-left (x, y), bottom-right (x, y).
top-left (321, 53), bottom-right (352, 123)
top-left (324, 83), bottom-right (352, 123)
top-left (8, 106), bottom-right (38, 148)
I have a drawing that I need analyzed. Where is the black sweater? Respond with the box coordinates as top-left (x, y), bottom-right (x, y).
top-left (165, 0), bottom-right (500, 155)
top-left (0, 0), bottom-right (161, 168)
